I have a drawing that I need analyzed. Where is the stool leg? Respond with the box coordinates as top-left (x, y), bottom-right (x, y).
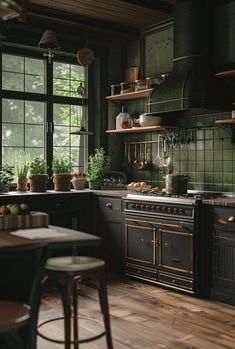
top-left (97, 270), bottom-right (113, 349)
top-left (61, 274), bottom-right (73, 349)
top-left (73, 279), bottom-right (79, 349)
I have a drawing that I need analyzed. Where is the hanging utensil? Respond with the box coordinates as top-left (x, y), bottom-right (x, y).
top-left (121, 143), bottom-right (129, 168)
top-left (143, 142), bottom-right (149, 170)
top-left (162, 138), bottom-right (171, 167)
top-left (133, 143), bottom-right (143, 170)
top-left (153, 135), bottom-right (162, 170)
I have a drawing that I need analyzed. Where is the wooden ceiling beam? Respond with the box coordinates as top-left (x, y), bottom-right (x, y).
top-left (118, 0), bottom-right (173, 14)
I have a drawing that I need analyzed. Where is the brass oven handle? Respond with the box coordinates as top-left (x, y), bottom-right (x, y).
top-left (151, 239), bottom-right (159, 247)
top-left (158, 223), bottom-right (183, 229)
top-left (106, 202), bottom-right (112, 208)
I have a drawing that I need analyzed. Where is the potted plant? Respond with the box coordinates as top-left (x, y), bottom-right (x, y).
top-left (71, 171), bottom-right (87, 190)
top-left (52, 156), bottom-right (72, 191)
top-left (15, 150), bottom-right (30, 191)
top-left (0, 163), bottom-right (14, 192)
top-left (29, 157), bottom-right (48, 192)
top-left (86, 148), bottom-right (111, 190)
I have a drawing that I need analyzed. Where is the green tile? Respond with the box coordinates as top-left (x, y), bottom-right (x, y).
top-left (223, 161), bottom-right (233, 172)
top-left (223, 139), bottom-right (233, 150)
top-left (197, 141), bottom-right (204, 151)
top-left (214, 138), bottom-right (223, 150)
top-left (205, 161), bottom-right (213, 172)
top-left (214, 161), bottom-right (223, 172)
top-left (188, 150), bottom-right (196, 161)
top-left (213, 173), bottom-right (222, 183)
top-left (188, 172), bottom-right (196, 181)
top-left (180, 150), bottom-right (188, 161)
top-left (196, 129), bottom-right (204, 140)
top-left (172, 150), bottom-right (180, 161)
top-left (205, 151), bottom-right (213, 161)
top-left (205, 183), bottom-right (214, 191)
top-left (197, 151), bottom-right (204, 161)
top-left (204, 172), bottom-right (214, 182)
top-left (224, 150), bottom-right (233, 161)
top-left (223, 172), bottom-right (233, 184)
top-left (196, 161), bottom-right (205, 172)
top-left (214, 150), bottom-right (223, 161)
top-left (204, 139), bottom-right (213, 150)
top-left (188, 162), bottom-right (196, 172)
top-left (180, 162), bottom-right (188, 172)
top-left (204, 116), bottom-right (215, 127)
top-left (196, 172), bottom-right (204, 182)
top-left (214, 183), bottom-right (223, 191)
top-left (187, 142), bottom-right (196, 151)
top-left (222, 184), bottom-right (233, 192)
top-left (205, 129), bottom-right (213, 140)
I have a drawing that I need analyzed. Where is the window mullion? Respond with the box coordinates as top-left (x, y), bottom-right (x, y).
top-left (46, 59), bottom-right (53, 180)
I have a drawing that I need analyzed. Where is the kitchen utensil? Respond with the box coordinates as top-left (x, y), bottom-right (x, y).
top-left (139, 113), bottom-right (163, 127)
top-left (153, 135), bottom-right (162, 169)
top-left (162, 138), bottom-right (171, 167)
top-left (143, 143), bottom-right (149, 169)
top-left (133, 143), bottom-right (143, 170)
top-left (164, 173), bottom-right (188, 195)
top-left (132, 144), bottom-right (138, 169)
top-left (121, 143), bottom-right (129, 168)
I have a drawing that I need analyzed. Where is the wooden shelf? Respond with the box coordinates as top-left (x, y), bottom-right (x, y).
top-left (215, 118), bottom-right (235, 125)
top-left (215, 70), bottom-right (235, 78)
top-left (106, 125), bottom-right (176, 134)
top-left (105, 89), bottom-right (153, 101)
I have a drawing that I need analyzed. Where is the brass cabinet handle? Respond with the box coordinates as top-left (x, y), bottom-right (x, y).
top-left (151, 239), bottom-right (159, 247)
top-left (105, 202), bottom-right (112, 208)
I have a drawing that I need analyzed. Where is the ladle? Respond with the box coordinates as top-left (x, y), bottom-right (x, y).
top-left (153, 135), bottom-right (162, 169)
top-left (143, 142), bottom-right (149, 169)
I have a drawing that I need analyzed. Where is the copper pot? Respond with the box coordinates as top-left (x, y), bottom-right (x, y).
top-left (164, 174), bottom-right (188, 195)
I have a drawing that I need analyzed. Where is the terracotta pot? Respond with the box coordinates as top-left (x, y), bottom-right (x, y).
top-left (53, 174), bottom-right (72, 191)
top-left (29, 174), bottom-right (48, 192)
top-left (17, 177), bottom-right (28, 192)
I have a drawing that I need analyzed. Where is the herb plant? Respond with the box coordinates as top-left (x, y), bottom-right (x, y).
top-left (0, 163), bottom-right (14, 190)
top-left (52, 156), bottom-right (72, 175)
top-left (86, 148), bottom-right (110, 180)
top-left (15, 150), bottom-right (30, 179)
top-left (30, 157), bottom-right (47, 175)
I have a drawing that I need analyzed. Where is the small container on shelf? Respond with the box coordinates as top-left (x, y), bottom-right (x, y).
top-left (145, 75), bottom-right (163, 89)
top-left (134, 79), bottom-right (146, 91)
top-left (116, 106), bottom-right (132, 130)
top-left (120, 82), bottom-right (134, 94)
top-left (110, 84), bottom-right (120, 96)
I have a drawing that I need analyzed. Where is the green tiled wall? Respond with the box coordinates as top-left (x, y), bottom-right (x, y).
top-left (122, 111), bottom-right (235, 192)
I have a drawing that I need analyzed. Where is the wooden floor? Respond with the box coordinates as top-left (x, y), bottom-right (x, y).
top-left (37, 274), bottom-right (235, 349)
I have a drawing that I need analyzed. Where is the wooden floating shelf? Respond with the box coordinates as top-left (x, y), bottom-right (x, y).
top-left (106, 125), bottom-right (176, 134)
top-left (105, 89), bottom-right (153, 101)
top-left (215, 118), bottom-right (235, 125)
top-left (215, 70), bottom-right (235, 78)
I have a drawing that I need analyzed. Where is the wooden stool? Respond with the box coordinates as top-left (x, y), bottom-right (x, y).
top-left (0, 300), bottom-right (30, 349)
top-left (38, 256), bottom-right (113, 349)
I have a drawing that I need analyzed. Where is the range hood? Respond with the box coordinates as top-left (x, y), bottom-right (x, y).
top-left (147, 0), bottom-right (234, 116)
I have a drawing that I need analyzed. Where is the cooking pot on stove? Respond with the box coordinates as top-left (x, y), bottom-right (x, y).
top-left (164, 174), bottom-right (188, 195)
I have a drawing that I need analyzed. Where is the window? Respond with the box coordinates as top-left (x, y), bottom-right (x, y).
top-left (1, 52), bottom-right (87, 173)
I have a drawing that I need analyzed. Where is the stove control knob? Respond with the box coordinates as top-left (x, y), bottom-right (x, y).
top-left (141, 204), bottom-right (146, 210)
top-left (136, 204), bottom-right (140, 209)
top-left (151, 205), bottom-right (156, 211)
top-left (179, 208), bottom-right (184, 214)
top-left (168, 207), bottom-right (173, 213)
top-left (156, 206), bottom-right (160, 212)
top-left (146, 205), bottom-right (151, 211)
top-left (173, 208), bottom-right (178, 214)
top-left (162, 206), bottom-right (166, 212)
top-left (130, 204), bottom-right (135, 209)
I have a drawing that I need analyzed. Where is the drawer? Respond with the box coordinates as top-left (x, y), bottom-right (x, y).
top-left (98, 197), bottom-right (121, 212)
top-left (158, 272), bottom-right (193, 291)
top-left (126, 264), bottom-right (156, 281)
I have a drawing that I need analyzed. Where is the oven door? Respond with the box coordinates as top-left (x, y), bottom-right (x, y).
top-left (159, 226), bottom-right (193, 275)
top-left (125, 218), bottom-right (157, 266)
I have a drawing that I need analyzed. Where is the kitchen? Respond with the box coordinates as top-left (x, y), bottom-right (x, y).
top-left (0, 0), bottom-right (235, 349)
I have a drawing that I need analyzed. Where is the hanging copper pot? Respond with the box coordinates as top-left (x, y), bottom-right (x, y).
top-left (77, 47), bottom-right (94, 66)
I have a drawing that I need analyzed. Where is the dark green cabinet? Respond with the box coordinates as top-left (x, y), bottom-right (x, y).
top-left (92, 195), bottom-right (123, 272)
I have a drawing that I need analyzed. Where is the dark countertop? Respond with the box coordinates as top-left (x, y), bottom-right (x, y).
top-left (203, 197), bottom-right (235, 207)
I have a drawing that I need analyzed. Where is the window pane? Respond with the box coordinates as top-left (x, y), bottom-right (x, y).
top-left (53, 62), bottom-right (70, 79)
top-left (2, 124), bottom-right (24, 146)
top-left (25, 58), bottom-right (44, 76)
top-left (53, 147), bottom-right (69, 158)
top-left (54, 126), bottom-right (70, 146)
top-left (2, 72), bottom-right (24, 91)
top-left (25, 147), bottom-right (44, 160)
top-left (71, 64), bottom-right (84, 81)
top-left (2, 99), bottom-right (24, 123)
top-left (2, 147), bottom-right (22, 165)
top-left (2, 54), bottom-right (24, 73)
top-left (25, 75), bottom-right (45, 94)
top-left (53, 78), bottom-right (70, 96)
top-left (54, 104), bottom-right (70, 125)
top-left (25, 125), bottom-right (44, 147)
top-left (25, 101), bottom-right (44, 124)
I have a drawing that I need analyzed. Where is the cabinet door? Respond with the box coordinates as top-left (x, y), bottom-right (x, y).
top-left (158, 228), bottom-right (193, 275)
top-left (125, 220), bottom-right (156, 266)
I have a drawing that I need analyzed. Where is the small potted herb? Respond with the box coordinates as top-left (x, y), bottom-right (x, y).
top-left (29, 157), bottom-right (48, 192)
top-left (86, 148), bottom-right (110, 190)
top-left (52, 156), bottom-right (72, 191)
top-left (0, 163), bottom-right (14, 192)
top-left (15, 150), bottom-right (30, 191)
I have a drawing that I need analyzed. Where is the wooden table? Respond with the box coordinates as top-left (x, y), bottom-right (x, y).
top-left (0, 226), bottom-right (101, 349)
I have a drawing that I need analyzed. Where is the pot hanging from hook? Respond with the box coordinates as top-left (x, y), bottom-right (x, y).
top-left (76, 31), bottom-right (94, 66)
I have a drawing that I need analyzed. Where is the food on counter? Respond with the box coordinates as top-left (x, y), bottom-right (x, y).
top-left (127, 181), bottom-right (148, 188)
top-left (149, 186), bottom-right (159, 193)
top-left (0, 203), bottom-right (30, 215)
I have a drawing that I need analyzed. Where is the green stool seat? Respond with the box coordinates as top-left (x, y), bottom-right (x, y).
top-left (46, 256), bottom-right (105, 272)
top-left (38, 255), bottom-right (113, 349)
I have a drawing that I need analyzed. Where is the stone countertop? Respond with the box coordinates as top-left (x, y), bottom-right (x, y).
top-left (0, 189), bottom-right (129, 198)
top-left (203, 197), bottom-right (235, 207)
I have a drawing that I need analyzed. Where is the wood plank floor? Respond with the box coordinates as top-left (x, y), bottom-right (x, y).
top-left (37, 274), bottom-right (235, 349)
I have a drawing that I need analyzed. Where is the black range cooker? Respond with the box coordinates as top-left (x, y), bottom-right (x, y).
top-left (124, 191), bottom-right (220, 295)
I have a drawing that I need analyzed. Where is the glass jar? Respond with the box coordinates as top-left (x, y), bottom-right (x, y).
top-left (110, 84), bottom-right (120, 96)
top-left (120, 82), bottom-right (134, 94)
top-left (116, 107), bottom-right (132, 129)
top-left (134, 79), bottom-right (146, 91)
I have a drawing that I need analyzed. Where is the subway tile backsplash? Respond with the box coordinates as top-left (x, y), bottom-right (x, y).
top-left (123, 112), bottom-right (235, 191)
